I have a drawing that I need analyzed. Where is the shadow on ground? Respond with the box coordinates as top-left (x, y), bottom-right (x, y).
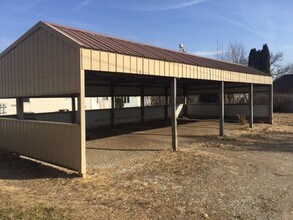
top-left (87, 147), bottom-right (163, 152)
top-left (86, 118), bottom-right (207, 140)
top-left (0, 150), bottom-right (78, 180)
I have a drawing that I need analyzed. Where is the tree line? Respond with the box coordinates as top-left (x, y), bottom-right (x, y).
top-left (216, 41), bottom-right (293, 79)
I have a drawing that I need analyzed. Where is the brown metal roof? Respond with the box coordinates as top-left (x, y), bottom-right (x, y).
top-left (47, 22), bottom-right (269, 76)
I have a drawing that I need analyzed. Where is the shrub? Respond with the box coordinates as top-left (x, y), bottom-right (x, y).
top-left (236, 114), bottom-right (247, 125)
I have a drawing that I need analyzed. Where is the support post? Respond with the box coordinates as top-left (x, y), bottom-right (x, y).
top-left (16, 97), bottom-right (24, 120)
top-left (171, 78), bottom-right (177, 151)
top-left (183, 85), bottom-right (187, 117)
top-left (111, 83), bottom-right (115, 126)
top-left (268, 84), bottom-right (273, 124)
top-left (249, 84), bottom-right (254, 129)
top-left (78, 70), bottom-right (86, 178)
top-left (165, 84), bottom-right (168, 120)
top-left (219, 81), bottom-right (224, 136)
top-left (71, 94), bottom-right (76, 123)
top-left (141, 84), bottom-right (145, 123)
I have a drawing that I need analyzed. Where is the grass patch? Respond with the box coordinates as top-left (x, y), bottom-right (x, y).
top-left (0, 195), bottom-right (67, 220)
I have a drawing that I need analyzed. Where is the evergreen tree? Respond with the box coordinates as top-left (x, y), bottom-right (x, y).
top-left (248, 44), bottom-right (271, 75)
top-left (248, 48), bottom-right (257, 68)
top-left (262, 44), bottom-right (271, 74)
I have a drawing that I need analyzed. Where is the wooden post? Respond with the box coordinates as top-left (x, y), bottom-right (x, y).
top-left (219, 81), bottom-right (224, 136)
top-left (268, 84), bottom-right (273, 124)
top-left (141, 84), bottom-right (145, 123)
top-left (78, 69), bottom-right (86, 178)
top-left (71, 94), bottom-right (76, 123)
top-left (249, 83), bottom-right (254, 129)
top-left (183, 85), bottom-right (187, 117)
top-left (171, 78), bottom-right (177, 151)
top-left (111, 83), bottom-right (115, 126)
top-left (165, 84), bottom-right (168, 120)
top-left (16, 98), bottom-right (24, 120)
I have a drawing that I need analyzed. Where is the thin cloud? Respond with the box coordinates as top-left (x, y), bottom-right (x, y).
top-left (164, 0), bottom-right (208, 10)
top-left (193, 50), bottom-right (219, 57)
top-left (216, 14), bottom-right (265, 37)
top-left (73, 0), bottom-right (92, 12)
top-left (145, 0), bottom-right (208, 11)
top-left (0, 0), bottom-right (41, 14)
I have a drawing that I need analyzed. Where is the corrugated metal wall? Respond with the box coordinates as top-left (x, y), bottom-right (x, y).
top-left (145, 106), bottom-right (165, 120)
top-left (0, 118), bottom-right (82, 172)
top-left (187, 104), bottom-right (269, 117)
top-left (86, 109), bottom-right (111, 128)
top-left (16, 104), bottom-right (270, 129)
top-left (0, 27), bottom-right (80, 98)
top-left (28, 111), bottom-right (72, 123)
top-left (18, 107), bottom-right (168, 128)
top-left (114, 108), bottom-right (141, 124)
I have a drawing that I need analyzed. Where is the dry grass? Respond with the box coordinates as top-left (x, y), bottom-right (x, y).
top-left (236, 114), bottom-right (248, 125)
top-left (0, 113), bottom-right (292, 219)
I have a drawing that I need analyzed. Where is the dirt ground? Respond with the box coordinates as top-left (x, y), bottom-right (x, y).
top-left (0, 113), bottom-right (292, 219)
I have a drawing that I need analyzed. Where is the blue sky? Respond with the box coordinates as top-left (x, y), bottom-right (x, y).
top-left (0, 0), bottom-right (293, 64)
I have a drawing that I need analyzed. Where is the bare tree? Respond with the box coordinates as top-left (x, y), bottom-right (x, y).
top-left (270, 52), bottom-right (293, 79)
top-left (215, 41), bottom-right (248, 104)
top-left (216, 41), bottom-right (248, 65)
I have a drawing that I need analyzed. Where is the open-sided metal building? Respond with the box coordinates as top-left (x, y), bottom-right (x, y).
top-left (0, 21), bottom-right (273, 177)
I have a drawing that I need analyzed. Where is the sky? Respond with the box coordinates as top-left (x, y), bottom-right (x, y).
top-left (0, 0), bottom-right (293, 64)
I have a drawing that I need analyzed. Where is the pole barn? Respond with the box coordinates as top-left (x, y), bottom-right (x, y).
top-left (0, 21), bottom-right (273, 177)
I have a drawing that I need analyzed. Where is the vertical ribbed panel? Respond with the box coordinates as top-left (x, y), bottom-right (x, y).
top-left (80, 48), bottom-right (272, 85)
top-left (0, 118), bottom-right (82, 172)
top-left (0, 28), bottom-right (80, 98)
top-left (186, 104), bottom-right (269, 117)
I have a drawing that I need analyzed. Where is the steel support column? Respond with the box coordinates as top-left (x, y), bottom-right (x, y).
top-left (268, 85), bottom-right (273, 124)
top-left (249, 83), bottom-right (254, 129)
top-left (219, 81), bottom-right (224, 136)
top-left (165, 84), bottom-right (168, 120)
top-left (16, 97), bottom-right (24, 120)
top-left (141, 84), bottom-right (145, 123)
top-left (183, 85), bottom-right (187, 117)
top-left (171, 78), bottom-right (177, 151)
top-left (111, 83), bottom-right (115, 126)
top-left (78, 69), bottom-right (86, 178)
top-left (71, 94), bottom-right (76, 123)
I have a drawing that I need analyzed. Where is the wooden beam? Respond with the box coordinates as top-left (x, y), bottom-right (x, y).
top-left (219, 81), bottom-right (224, 136)
top-left (71, 94), bottom-right (76, 123)
top-left (269, 85), bottom-right (273, 124)
top-left (78, 69), bottom-right (86, 178)
top-left (141, 84), bottom-right (145, 123)
top-left (16, 98), bottom-right (24, 120)
top-left (171, 78), bottom-right (178, 151)
top-left (183, 85), bottom-right (187, 117)
top-left (165, 84), bottom-right (168, 120)
top-left (249, 84), bottom-right (254, 129)
top-left (111, 83), bottom-right (115, 126)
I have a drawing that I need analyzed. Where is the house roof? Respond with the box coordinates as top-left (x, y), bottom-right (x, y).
top-left (274, 74), bottom-right (293, 92)
top-left (46, 22), bottom-right (268, 77)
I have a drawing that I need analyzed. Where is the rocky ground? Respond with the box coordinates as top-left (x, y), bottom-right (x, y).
top-left (0, 113), bottom-right (292, 219)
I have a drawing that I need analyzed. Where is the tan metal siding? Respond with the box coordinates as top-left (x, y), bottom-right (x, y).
top-left (0, 28), bottom-right (80, 98)
top-left (117, 54), bottom-right (124, 73)
top-left (81, 48), bottom-right (272, 85)
top-left (0, 118), bottom-right (82, 172)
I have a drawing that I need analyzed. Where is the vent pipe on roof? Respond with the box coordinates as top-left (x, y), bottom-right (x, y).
top-left (179, 44), bottom-right (187, 53)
